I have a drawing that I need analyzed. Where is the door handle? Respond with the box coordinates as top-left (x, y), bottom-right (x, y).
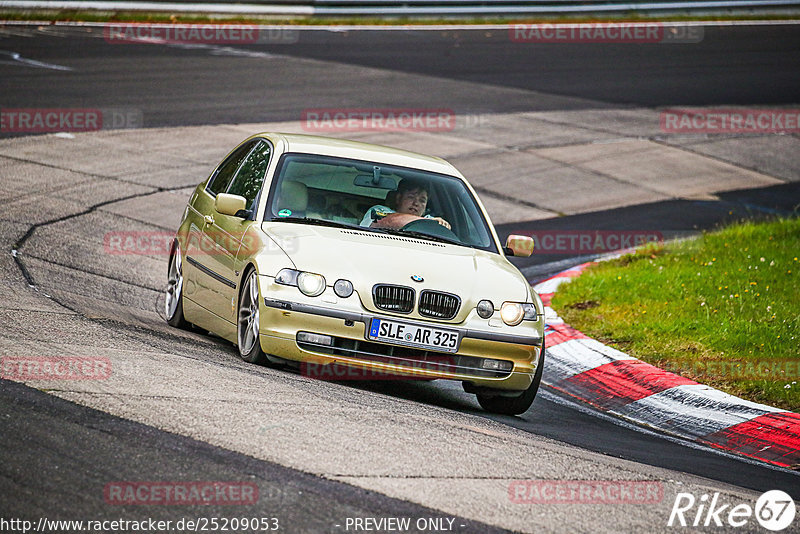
top-left (204, 215), bottom-right (214, 226)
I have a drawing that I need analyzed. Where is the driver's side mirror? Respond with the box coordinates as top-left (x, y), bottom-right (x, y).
top-left (504, 235), bottom-right (534, 257)
top-left (215, 193), bottom-right (248, 218)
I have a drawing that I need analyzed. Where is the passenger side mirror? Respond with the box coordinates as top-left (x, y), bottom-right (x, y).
top-left (215, 193), bottom-right (248, 217)
top-left (504, 235), bottom-right (534, 257)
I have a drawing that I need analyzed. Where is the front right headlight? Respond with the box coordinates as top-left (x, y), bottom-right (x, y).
top-left (275, 268), bottom-right (299, 286)
top-left (297, 271), bottom-right (326, 297)
top-left (275, 268), bottom-right (327, 297)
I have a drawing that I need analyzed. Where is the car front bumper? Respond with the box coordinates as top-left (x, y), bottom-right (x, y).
top-left (259, 294), bottom-right (543, 392)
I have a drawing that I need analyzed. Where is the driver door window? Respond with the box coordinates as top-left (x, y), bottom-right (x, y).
top-left (226, 140), bottom-right (271, 211)
top-left (207, 140), bottom-right (258, 197)
top-left (202, 139), bottom-right (272, 323)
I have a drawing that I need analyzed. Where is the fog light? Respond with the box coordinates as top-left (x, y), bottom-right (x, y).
top-left (333, 279), bottom-right (354, 298)
top-left (482, 359), bottom-right (513, 371)
top-left (297, 332), bottom-right (333, 346)
top-left (476, 299), bottom-right (494, 319)
top-left (297, 272), bottom-right (326, 297)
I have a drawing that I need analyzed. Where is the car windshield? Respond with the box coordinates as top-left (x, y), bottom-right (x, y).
top-left (265, 153), bottom-right (497, 253)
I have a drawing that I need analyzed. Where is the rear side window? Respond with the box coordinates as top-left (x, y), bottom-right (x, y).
top-left (227, 140), bottom-right (271, 209)
top-left (206, 140), bottom-right (257, 196)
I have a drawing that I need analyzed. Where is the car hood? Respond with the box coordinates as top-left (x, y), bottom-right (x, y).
top-left (262, 222), bottom-right (531, 322)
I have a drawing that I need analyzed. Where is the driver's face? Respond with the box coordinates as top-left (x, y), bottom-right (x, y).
top-left (396, 188), bottom-right (428, 216)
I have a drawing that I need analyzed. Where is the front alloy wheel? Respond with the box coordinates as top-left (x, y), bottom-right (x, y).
top-left (165, 243), bottom-right (188, 328)
top-left (238, 269), bottom-right (267, 364)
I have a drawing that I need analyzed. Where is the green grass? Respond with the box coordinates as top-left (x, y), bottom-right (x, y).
top-left (551, 217), bottom-right (800, 412)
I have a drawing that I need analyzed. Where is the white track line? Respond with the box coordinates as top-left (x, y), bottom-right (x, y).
top-left (0, 50), bottom-right (72, 70)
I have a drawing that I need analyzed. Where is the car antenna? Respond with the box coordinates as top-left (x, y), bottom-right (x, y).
top-left (372, 166), bottom-right (381, 185)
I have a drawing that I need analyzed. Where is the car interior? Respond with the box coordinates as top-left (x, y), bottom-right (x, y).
top-left (266, 155), bottom-right (495, 251)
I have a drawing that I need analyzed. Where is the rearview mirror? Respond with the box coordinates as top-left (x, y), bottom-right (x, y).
top-left (353, 174), bottom-right (397, 190)
top-left (504, 235), bottom-right (534, 257)
top-left (215, 193), bottom-right (247, 217)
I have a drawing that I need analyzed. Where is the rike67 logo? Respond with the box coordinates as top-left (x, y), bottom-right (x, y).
top-left (668, 490), bottom-right (796, 531)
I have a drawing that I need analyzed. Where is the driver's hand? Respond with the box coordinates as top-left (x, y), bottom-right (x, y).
top-left (433, 217), bottom-right (451, 230)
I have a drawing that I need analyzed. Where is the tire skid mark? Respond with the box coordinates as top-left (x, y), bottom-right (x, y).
top-left (23, 252), bottom-right (162, 293)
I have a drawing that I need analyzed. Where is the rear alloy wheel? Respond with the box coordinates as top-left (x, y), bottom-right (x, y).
top-left (237, 269), bottom-right (268, 364)
top-left (476, 344), bottom-right (545, 416)
top-left (165, 243), bottom-right (189, 328)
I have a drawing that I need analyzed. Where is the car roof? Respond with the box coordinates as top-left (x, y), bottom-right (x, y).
top-left (259, 133), bottom-right (463, 178)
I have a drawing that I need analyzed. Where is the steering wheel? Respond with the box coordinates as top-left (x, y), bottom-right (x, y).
top-left (400, 218), bottom-right (460, 242)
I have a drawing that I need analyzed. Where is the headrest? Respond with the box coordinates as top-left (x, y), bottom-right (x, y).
top-left (278, 180), bottom-right (308, 213)
top-left (384, 189), bottom-right (397, 208)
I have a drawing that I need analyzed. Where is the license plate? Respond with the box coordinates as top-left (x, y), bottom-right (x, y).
top-left (368, 318), bottom-right (460, 353)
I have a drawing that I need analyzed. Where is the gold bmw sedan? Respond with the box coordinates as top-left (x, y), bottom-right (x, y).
top-left (166, 133), bottom-right (544, 414)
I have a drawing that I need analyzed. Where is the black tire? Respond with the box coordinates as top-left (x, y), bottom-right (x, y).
top-left (477, 344), bottom-right (545, 416)
top-left (237, 268), bottom-right (268, 365)
top-left (165, 242), bottom-right (190, 329)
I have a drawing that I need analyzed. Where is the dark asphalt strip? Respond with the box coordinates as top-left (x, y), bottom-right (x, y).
top-left (0, 379), bottom-right (508, 534)
top-left (1, 25), bottom-right (799, 135)
top-left (524, 389), bottom-right (800, 499)
top-left (259, 25), bottom-right (800, 108)
top-left (497, 181), bottom-right (800, 273)
top-left (332, 378), bottom-right (800, 501)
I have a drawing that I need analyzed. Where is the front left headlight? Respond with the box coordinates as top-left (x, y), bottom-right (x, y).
top-left (500, 302), bottom-right (524, 326)
top-left (500, 302), bottom-right (539, 326)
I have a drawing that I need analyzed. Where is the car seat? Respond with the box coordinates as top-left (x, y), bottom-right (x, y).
top-left (277, 180), bottom-right (308, 217)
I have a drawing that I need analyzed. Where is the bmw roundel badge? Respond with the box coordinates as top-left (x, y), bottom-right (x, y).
top-left (411, 275), bottom-right (424, 283)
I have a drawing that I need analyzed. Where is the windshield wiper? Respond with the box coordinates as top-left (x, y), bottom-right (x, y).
top-left (268, 217), bottom-right (364, 231)
top-left (381, 228), bottom-right (463, 246)
top-left (269, 217), bottom-right (465, 247)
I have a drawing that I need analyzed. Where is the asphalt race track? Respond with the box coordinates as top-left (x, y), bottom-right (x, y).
top-left (1, 23), bottom-right (800, 127)
top-left (1, 22), bottom-right (799, 533)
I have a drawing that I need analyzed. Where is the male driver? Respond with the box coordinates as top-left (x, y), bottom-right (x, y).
top-left (360, 178), bottom-right (451, 230)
